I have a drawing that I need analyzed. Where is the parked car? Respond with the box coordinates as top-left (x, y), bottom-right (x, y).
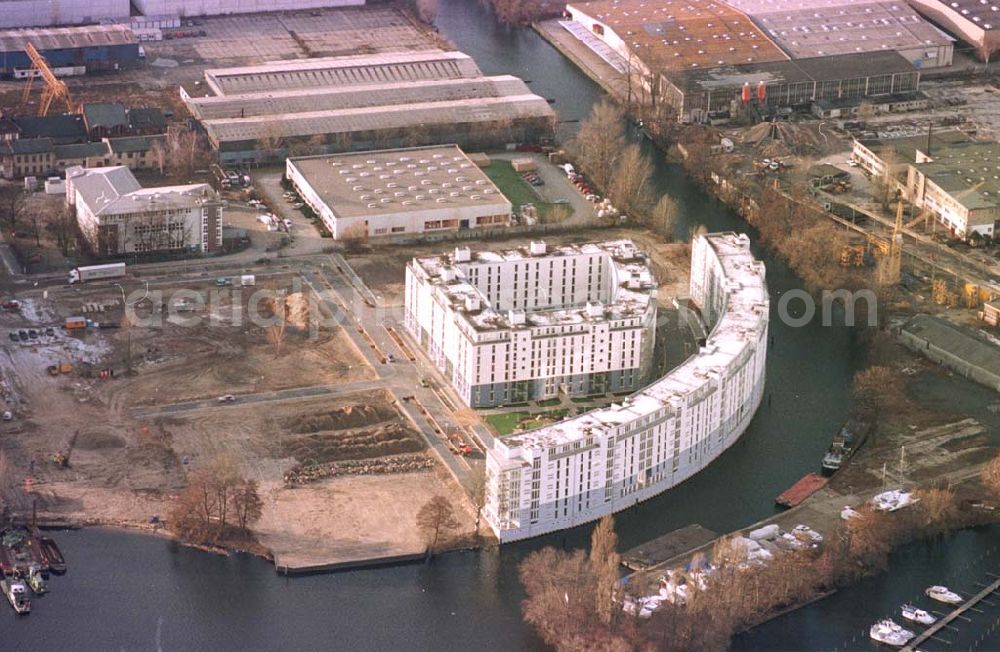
top-left (217, 394), bottom-right (236, 403)
top-left (27, 329), bottom-right (37, 339)
top-left (215, 277), bottom-right (233, 287)
top-left (44, 327), bottom-right (54, 337)
top-left (8, 332), bottom-right (18, 342)
top-left (1, 300), bottom-right (21, 311)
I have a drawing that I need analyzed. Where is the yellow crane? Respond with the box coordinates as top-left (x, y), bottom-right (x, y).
top-left (877, 193), bottom-right (904, 286)
top-left (19, 42), bottom-right (74, 117)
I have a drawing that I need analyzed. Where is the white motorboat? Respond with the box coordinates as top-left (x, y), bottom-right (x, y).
top-left (925, 585), bottom-right (962, 605)
top-left (1, 577), bottom-right (30, 614)
top-left (869, 618), bottom-right (915, 647)
top-left (901, 603), bottom-right (936, 626)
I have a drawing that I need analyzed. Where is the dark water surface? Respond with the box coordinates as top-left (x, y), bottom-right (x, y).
top-left (4, 1), bottom-right (992, 649)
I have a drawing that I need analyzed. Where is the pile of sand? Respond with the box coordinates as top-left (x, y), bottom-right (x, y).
top-left (260, 292), bottom-right (315, 331)
top-left (284, 403), bottom-right (396, 433)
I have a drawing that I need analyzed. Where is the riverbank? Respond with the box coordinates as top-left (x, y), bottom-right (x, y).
top-left (619, 357), bottom-right (1000, 642)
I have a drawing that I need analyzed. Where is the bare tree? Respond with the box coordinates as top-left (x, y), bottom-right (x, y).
top-left (652, 194), bottom-right (680, 241)
top-left (590, 515), bottom-right (621, 626)
top-left (169, 456), bottom-right (262, 543)
top-left (519, 547), bottom-right (600, 651)
top-left (572, 100), bottom-right (626, 192)
top-left (416, 495), bottom-right (460, 552)
top-left (468, 467), bottom-right (486, 538)
top-left (983, 452), bottom-right (1000, 498)
top-left (414, 0), bottom-right (438, 24)
top-left (546, 204), bottom-right (572, 224)
top-left (852, 366), bottom-right (903, 427)
top-left (339, 222), bottom-right (369, 253)
top-left (165, 126), bottom-right (211, 179)
top-left (233, 479), bottom-right (263, 531)
top-left (47, 205), bottom-right (77, 256)
top-left (150, 138), bottom-right (168, 176)
top-left (609, 143), bottom-right (654, 216)
top-left (915, 486), bottom-right (959, 534)
top-left (0, 185), bottom-right (26, 233)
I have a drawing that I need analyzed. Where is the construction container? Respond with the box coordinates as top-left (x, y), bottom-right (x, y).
top-left (64, 316), bottom-right (86, 330)
top-left (511, 157), bottom-right (537, 173)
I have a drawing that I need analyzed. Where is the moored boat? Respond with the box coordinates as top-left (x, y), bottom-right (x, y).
top-left (25, 564), bottom-right (48, 594)
top-left (869, 618), bottom-right (914, 647)
top-left (39, 536), bottom-right (66, 575)
top-left (821, 447), bottom-right (843, 473)
top-left (925, 585), bottom-right (962, 604)
top-left (901, 603), bottom-right (935, 626)
top-left (1, 577), bottom-right (31, 614)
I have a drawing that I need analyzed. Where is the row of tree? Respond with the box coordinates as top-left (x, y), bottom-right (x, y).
top-left (169, 457), bottom-right (263, 544)
top-left (520, 470), bottom-right (1000, 651)
top-left (571, 100), bottom-right (681, 239)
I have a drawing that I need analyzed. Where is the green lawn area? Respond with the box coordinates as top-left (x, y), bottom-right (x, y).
top-left (485, 412), bottom-right (531, 436)
top-left (485, 409), bottom-right (571, 436)
top-left (482, 160), bottom-right (560, 221)
top-left (536, 398), bottom-right (562, 407)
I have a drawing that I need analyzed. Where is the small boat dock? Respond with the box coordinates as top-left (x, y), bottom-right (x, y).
top-left (902, 576), bottom-right (1000, 651)
top-left (621, 525), bottom-right (718, 571)
top-left (776, 473), bottom-right (829, 508)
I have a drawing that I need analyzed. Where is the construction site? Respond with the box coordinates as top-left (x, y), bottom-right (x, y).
top-left (0, 268), bottom-right (476, 569)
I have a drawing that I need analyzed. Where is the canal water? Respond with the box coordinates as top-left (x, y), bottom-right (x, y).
top-left (3, 1), bottom-right (991, 649)
top-left (734, 525), bottom-right (1000, 651)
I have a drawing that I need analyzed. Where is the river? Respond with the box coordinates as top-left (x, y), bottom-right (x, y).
top-left (2, 1), bottom-right (991, 649)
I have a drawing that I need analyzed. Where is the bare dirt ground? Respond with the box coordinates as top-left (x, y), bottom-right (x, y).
top-left (257, 469), bottom-right (477, 569)
top-left (0, 271), bottom-right (474, 565)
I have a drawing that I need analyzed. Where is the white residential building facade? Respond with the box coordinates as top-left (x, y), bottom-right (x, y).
top-left (483, 232), bottom-right (769, 542)
top-left (405, 240), bottom-right (658, 408)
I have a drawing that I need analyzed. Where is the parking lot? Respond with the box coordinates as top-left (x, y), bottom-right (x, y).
top-left (143, 6), bottom-right (442, 68)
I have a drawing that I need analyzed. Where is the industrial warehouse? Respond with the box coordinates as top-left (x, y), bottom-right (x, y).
top-left (560, 0), bottom-right (951, 122)
top-left (285, 145), bottom-right (512, 240)
top-left (661, 50), bottom-right (922, 123)
top-left (131, 0), bottom-right (364, 18)
top-left (0, 0), bottom-right (130, 29)
top-left (0, 24), bottom-right (139, 77)
top-left (722, 0), bottom-right (954, 67)
top-left (405, 240), bottom-right (658, 408)
top-left (483, 233), bottom-right (768, 542)
top-left (182, 50), bottom-right (557, 164)
top-left (909, 0), bottom-right (1000, 59)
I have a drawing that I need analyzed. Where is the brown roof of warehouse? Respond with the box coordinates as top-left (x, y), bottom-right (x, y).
top-left (566, 0), bottom-right (788, 70)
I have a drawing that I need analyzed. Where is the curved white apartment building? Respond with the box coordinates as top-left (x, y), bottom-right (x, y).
top-left (484, 232), bottom-right (769, 542)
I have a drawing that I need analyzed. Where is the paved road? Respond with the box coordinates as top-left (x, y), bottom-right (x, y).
top-left (128, 378), bottom-right (388, 419)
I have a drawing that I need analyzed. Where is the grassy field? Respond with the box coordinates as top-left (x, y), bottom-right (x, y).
top-left (484, 408), bottom-right (571, 436)
top-left (482, 161), bottom-right (559, 220)
top-left (485, 412), bottom-right (530, 436)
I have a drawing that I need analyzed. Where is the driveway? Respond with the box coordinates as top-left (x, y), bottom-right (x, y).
top-left (493, 152), bottom-right (597, 225)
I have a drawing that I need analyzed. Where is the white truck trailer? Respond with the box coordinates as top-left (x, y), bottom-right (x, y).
top-left (68, 263), bottom-right (126, 284)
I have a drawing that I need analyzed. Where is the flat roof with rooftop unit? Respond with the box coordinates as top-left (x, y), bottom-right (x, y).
top-left (483, 232), bottom-right (769, 542)
top-left (722, 0), bottom-right (954, 66)
top-left (286, 145), bottom-right (513, 240)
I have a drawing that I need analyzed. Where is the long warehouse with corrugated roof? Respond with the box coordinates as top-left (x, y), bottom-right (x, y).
top-left (182, 49), bottom-right (556, 164)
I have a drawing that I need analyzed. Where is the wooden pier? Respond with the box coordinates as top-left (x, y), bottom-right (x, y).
top-left (902, 576), bottom-right (1000, 651)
